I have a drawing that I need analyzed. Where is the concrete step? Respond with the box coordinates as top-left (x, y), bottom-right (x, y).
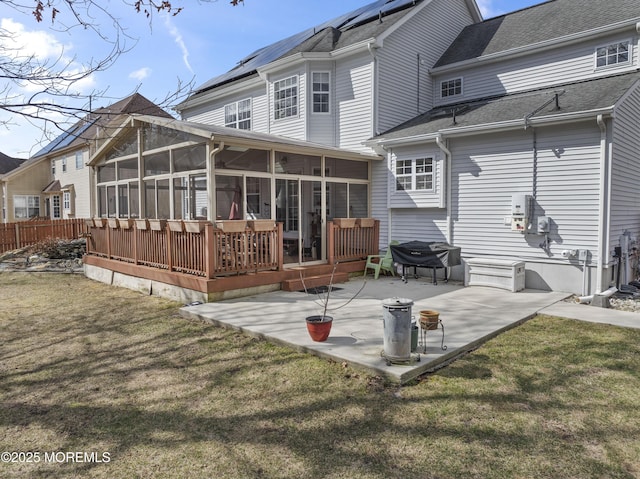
top-left (281, 272), bottom-right (349, 292)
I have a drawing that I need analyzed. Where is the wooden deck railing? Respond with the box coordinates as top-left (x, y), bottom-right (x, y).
top-left (85, 218), bottom-right (379, 279)
top-left (85, 219), bottom-right (283, 278)
top-left (0, 219), bottom-right (88, 254)
top-left (328, 218), bottom-right (380, 264)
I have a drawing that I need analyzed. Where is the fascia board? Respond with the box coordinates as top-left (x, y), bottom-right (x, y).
top-left (431, 18), bottom-right (640, 75)
top-left (175, 75), bottom-right (264, 112)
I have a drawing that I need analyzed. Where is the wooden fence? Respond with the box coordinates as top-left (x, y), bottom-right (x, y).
top-left (0, 219), bottom-right (88, 254)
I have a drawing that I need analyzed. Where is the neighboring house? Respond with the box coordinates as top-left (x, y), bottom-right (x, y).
top-left (366, 0), bottom-right (640, 294)
top-left (88, 0), bottom-right (640, 296)
top-left (0, 152), bottom-right (26, 221)
top-left (0, 93), bottom-right (172, 223)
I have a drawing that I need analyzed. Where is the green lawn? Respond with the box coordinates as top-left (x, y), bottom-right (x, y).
top-left (1, 272), bottom-right (639, 478)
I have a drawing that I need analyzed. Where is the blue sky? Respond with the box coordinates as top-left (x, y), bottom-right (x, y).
top-left (0, 0), bottom-right (542, 158)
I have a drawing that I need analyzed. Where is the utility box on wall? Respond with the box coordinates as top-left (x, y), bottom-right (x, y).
top-left (466, 258), bottom-right (526, 292)
top-left (511, 194), bottom-right (532, 232)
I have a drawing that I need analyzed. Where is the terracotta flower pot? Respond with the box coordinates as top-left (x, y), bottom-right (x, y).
top-left (306, 315), bottom-right (333, 342)
top-left (419, 310), bottom-right (439, 331)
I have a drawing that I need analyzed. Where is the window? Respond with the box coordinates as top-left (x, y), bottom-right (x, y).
top-left (51, 161), bottom-right (55, 175)
top-left (62, 158), bottom-right (67, 173)
top-left (596, 41), bottom-right (630, 68)
top-left (13, 195), bottom-right (40, 219)
top-left (75, 151), bottom-right (84, 169)
top-left (274, 76), bottom-right (298, 120)
top-left (225, 99), bottom-right (251, 129)
top-left (312, 72), bottom-right (330, 113)
top-left (441, 78), bottom-right (462, 98)
top-left (395, 158), bottom-right (433, 191)
top-left (52, 195), bottom-right (61, 218)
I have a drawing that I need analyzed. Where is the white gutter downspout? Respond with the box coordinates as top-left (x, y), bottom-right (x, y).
top-left (367, 41), bottom-right (379, 137)
top-left (1, 180), bottom-right (6, 224)
top-left (208, 140), bottom-right (224, 221)
top-left (596, 114), bottom-right (607, 294)
top-left (436, 134), bottom-right (453, 244)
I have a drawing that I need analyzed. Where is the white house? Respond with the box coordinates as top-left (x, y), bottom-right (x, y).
top-left (88, 0), bottom-right (640, 296)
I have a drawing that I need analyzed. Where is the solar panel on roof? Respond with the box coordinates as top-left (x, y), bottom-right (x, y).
top-left (33, 119), bottom-right (97, 157)
top-left (194, 0), bottom-right (420, 93)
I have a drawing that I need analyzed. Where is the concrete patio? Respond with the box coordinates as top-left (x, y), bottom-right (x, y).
top-left (181, 276), bottom-right (571, 384)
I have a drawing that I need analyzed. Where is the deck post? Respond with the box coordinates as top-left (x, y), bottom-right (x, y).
top-left (205, 222), bottom-right (216, 278)
top-left (166, 226), bottom-right (173, 272)
top-left (328, 221), bottom-right (335, 265)
top-left (277, 222), bottom-right (284, 271)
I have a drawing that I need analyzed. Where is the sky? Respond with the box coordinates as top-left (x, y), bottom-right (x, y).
top-left (0, 0), bottom-right (543, 159)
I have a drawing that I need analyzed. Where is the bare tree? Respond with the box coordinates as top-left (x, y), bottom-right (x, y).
top-left (0, 0), bottom-right (243, 150)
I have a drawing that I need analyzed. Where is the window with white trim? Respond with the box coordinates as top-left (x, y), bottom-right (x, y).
top-left (75, 151), bottom-right (84, 169)
top-left (62, 157), bottom-right (67, 173)
top-left (596, 41), bottom-right (630, 68)
top-left (224, 98), bottom-right (252, 130)
top-left (273, 76), bottom-right (298, 120)
top-left (63, 191), bottom-right (71, 212)
top-left (51, 160), bottom-right (55, 175)
top-left (441, 78), bottom-right (462, 98)
top-left (13, 195), bottom-right (40, 219)
top-left (52, 195), bottom-right (61, 218)
top-left (395, 158), bottom-right (433, 191)
top-left (312, 72), bottom-right (330, 113)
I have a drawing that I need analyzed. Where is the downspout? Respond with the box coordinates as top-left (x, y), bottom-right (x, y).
top-left (367, 41), bottom-right (379, 137)
top-left (596, 114), bottom-right (607, 294)
top-left (436, 134), bottom-right (453, 244)
top-left (208, 140), bottom-right (224, 221)
top-left (1, 180), bottom-right (6, 223)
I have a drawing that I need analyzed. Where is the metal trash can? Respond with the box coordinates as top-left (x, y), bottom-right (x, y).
top-left (382, 297), bottom-right (414, 363)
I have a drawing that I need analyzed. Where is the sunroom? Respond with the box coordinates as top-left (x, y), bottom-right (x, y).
top-left (84, 115), bottom-right (382, 300)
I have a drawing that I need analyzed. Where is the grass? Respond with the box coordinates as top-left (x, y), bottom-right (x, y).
top-left (1, 272), bottom-right (639, 479)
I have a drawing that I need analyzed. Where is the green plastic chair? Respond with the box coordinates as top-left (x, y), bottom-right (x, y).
top-left (363, 241), bottom-right (399, 279)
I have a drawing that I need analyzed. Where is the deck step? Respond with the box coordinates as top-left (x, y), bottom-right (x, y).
top-left (281, 272), bottom-right (349, 292)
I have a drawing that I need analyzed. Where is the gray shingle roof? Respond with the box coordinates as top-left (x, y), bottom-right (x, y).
top-left (0, 152), bottom-right (25, 175)
top-left (375, 72), bottom-right (640, 141)
top-left (435, 0), bottom-right (640, 67)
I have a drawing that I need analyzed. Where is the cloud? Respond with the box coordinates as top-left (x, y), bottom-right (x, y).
top-left (129, 67), bottom-right (152, 81)
top-left (0, 18), bottom-right (67, 60)
top-left (163, 15), bottom-right (193, 73)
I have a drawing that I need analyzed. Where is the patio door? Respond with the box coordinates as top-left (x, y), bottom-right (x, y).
top-left (276, 178), bottom-right (324, 265)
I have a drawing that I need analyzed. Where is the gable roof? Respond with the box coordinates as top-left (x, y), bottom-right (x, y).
top-left (0, 152), bottom-right (26, 175)
top-left (435, 0), bottom-right (640, 68)
top-left (32, 93), bottom-right (173, 158)
top-left (371, 72), bottom-right (640, 143)
top-left (191, 0), bottom-right (480, 95)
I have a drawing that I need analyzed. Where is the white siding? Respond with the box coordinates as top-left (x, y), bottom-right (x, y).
top-left (610, 83), bottom-right (640, 248)
top-left (450, 124), bottom-right (602, 262)
top-left (434, 32), bottom-right (639, 106)
top-left (370, 158), bottom-right (389, 247)
top-left (181, 84), bottom-right (269, 133)
top-left (388, 144), bottom-right (444, 209)
top-left (335, 53), bottom-right (374, 152)
top-left (54, 149), bottom-right (92, 218)
top-left (308, 62), bottom-right (337, 146)
top-left (377, 0), bottom-right (474, 132)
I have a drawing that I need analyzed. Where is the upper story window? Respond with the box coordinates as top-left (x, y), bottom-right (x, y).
top-left (75, 151), bottom-right (84, 169)
top-left (51, 160), bottom-right (55, 175)
top-left (395, 158), bottom-right (433, 191)
top-left (441, 78), bottom-right (462, 98)
top-left (312, 72), bottom-right (330, 114)
top-left (62, 157), bottom-right (67, 173)
top-left (225, 99), bottom-right (252, 130)
top-left (274, 76), bottom-right (298, 120)
top-left (596, 41), bottom-right (630, 68)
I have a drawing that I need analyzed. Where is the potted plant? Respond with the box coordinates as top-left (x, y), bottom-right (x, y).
top-left (301, 264), bottom-right (366, 342)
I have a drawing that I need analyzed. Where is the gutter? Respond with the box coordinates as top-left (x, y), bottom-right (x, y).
top-left (435, 134), bottom-right (452, 244)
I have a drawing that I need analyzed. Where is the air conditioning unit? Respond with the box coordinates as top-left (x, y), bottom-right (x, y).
top-left (465, 258), bottom-right (525, 292)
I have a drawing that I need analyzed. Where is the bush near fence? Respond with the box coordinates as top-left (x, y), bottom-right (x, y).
top-left (0, 219), bottom-right (88, 254)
